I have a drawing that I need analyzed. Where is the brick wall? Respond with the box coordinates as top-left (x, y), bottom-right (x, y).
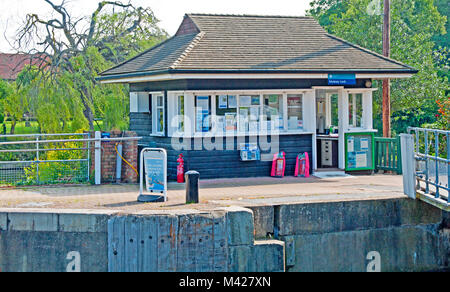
top-left (89, 131), bottom-right (139, 184)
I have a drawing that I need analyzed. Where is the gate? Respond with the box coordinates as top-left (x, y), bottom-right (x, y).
top-left (0, 133), bottom-right (91, 186)
top-left (374, 136), bottom-right (402, 174)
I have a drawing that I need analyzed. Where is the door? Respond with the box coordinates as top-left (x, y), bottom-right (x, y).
top-left (315, 89), bottom-right (340, 169)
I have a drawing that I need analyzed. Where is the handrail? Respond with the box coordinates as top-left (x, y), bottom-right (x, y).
top-left (0, 133), bottom-right (89, 138)
top-left (0, 137), bottom-right (141, 146)
top-left (0, 133), bottom-right (142, 186)
top-left (407, 127), bottom-right (449, 206)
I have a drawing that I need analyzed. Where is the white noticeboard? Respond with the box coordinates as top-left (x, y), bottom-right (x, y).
top-left (139, 148), bottom-right (167, 202)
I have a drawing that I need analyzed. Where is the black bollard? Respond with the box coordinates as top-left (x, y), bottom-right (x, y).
top-left (185, 171), bottom-right (200, 204)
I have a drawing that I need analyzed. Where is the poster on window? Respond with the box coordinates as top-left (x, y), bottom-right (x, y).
top-left (240, 96), bottom-right (252, 107)
top-left (249, 121), bottom-right (258, 132)
top-left (250, 107), bottom-right (259, 119)
top-left (287, 96), bottom-right (301, 107)
top-left (197, 96), bottom-right (209, 110)
top-left (228, 95), bottom-right (237, 108)
top-left (218, 95), bottom-right (228, 109)
top-left (251, 96), bottom-right (260, 106)
top-left (215, 116), bottom-right (224, 132)
top-left (225, 113), bottom-right (236, 131)
top-left (196, 108), bottom-right (210, 132)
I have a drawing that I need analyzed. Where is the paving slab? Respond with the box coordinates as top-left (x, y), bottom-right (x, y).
top-left (0, 174), bottom-right (405, 213)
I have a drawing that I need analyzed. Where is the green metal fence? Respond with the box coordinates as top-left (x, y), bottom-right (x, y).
top-left (374, 136), bottom-right (402, 174)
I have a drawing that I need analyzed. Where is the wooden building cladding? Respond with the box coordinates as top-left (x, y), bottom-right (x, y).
top-left (144, 134), bottom-right (313, 181)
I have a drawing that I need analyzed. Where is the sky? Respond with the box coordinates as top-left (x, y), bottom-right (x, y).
top-left (0, 0), bottom-right (311, 53)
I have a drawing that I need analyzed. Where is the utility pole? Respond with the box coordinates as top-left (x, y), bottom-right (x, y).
top-left (382, 0), bottom-right (391, 137)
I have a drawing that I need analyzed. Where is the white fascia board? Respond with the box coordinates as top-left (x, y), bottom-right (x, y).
top-left (99, 72), bottom-right (414, 84)
top-left (345, 88), bottom-right (379, 93)
top-left (356, 73), bottom-right (413, 79)
top-left (182, 89), bottom-right (314, 95)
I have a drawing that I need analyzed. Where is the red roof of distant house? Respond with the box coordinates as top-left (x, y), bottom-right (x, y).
top-left (0, 53), bottom-right (46, 81)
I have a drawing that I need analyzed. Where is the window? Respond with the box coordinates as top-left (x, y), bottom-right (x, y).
top-left (330, 93), bottom-right (339, 128)
top-left (239, 95), bottom-right (260, 133)
top-left (167, 91), bottom-right (310, 137)
top-left (195, 95), bottom-right (211, 133)
top-left (215, 95), bottom-right (237, 133)
top-left (177, 95), bottom-right (184, 132)
top-left (263, 94), bottom-right (284, 131)
top-left (287, 94), bottom-right (303, 130)
top-left (349, 93), bottom-right (363, 128)
top-left (130, 92), bottom-right (150, 113)
top-left (152, 93), bottom-right (165, 135)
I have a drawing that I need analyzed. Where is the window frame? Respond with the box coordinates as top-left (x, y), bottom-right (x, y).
top-left (348, 92), bottom-right (364, 129)
top-left (151, 92), bottom-right (165, 136)
top-left (168, 90), bottom-right (310, 137)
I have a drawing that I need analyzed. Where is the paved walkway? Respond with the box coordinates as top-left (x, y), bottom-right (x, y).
top-left (0, 174), bottom-right (405, 212)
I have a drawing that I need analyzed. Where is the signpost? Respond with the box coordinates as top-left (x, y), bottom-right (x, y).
top-left (328, 74), bottom-right (356, 86)
top-left (138, 148), bottom-right (167, 203)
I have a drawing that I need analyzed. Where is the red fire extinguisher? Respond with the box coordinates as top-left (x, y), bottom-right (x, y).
top-left (177, 154), bottom-right (185, 183)
top-left (271, 152), bottom-right (286, 178)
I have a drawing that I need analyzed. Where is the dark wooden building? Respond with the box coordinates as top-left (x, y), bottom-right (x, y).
top-left (98, 14), bottom-right (416, 180)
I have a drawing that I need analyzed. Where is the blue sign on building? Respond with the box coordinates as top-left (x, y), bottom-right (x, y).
top-left (328, 74), bottom-right (356, 85)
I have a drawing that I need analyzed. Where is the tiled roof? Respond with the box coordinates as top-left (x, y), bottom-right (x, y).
top-left (0, 53), bottom-right (36, 80)
top-left (100, 14), bottom-right (416, 77)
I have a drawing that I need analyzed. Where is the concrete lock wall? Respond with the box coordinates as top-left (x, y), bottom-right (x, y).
top-left (0, 207), bottom-right (284, 272)
top-left (0, 209), bottom-right (114, 272)
top-left (107, 207), bottom-right (284, 272)
top-left (248, 198), bottom-right (449, 272)
top-left (0, 198), bottom-right (448, 272)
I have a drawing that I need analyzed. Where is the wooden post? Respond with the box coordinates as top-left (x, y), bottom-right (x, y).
top-left (382, 0), bottom-right (391, 138)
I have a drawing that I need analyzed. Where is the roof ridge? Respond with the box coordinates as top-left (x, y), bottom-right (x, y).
top-left (187, 13), bottom-right (312, 19)
top-left (326, 34), bottom-right (416, 70)
top-left (170, 32), bottom-right (205, 69)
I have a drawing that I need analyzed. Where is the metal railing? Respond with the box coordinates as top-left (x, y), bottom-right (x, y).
top-left (0, 133), bottom-right (142, 186)
top-left (375, 136), bottom-right (402, 174)
top-left (407, 127), bottom-right (449, 206)
top-left (0, 133), bottom-right (91, 186)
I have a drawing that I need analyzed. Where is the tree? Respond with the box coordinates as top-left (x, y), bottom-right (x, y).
top-left (308, 0), bottom-right (449, 133)
top-left (13, 0), bottom-right (167, 132)
top-left (0, 79), bottom-right (28, 134)
top-left (0, 80), bottom-right (11, 125)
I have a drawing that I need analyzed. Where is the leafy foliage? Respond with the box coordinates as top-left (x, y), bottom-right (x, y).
top-left (308, 0), bottom-right (449, 133)
top-left (12, 1), bottom-right (167, 133)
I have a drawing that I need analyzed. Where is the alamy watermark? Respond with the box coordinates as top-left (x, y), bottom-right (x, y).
top-left (367, 0), bottom-right (383, 16)
top-left (366, 251), bottom-right (381, 272)
top-left (170, 115), bottom-right (281, 161)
